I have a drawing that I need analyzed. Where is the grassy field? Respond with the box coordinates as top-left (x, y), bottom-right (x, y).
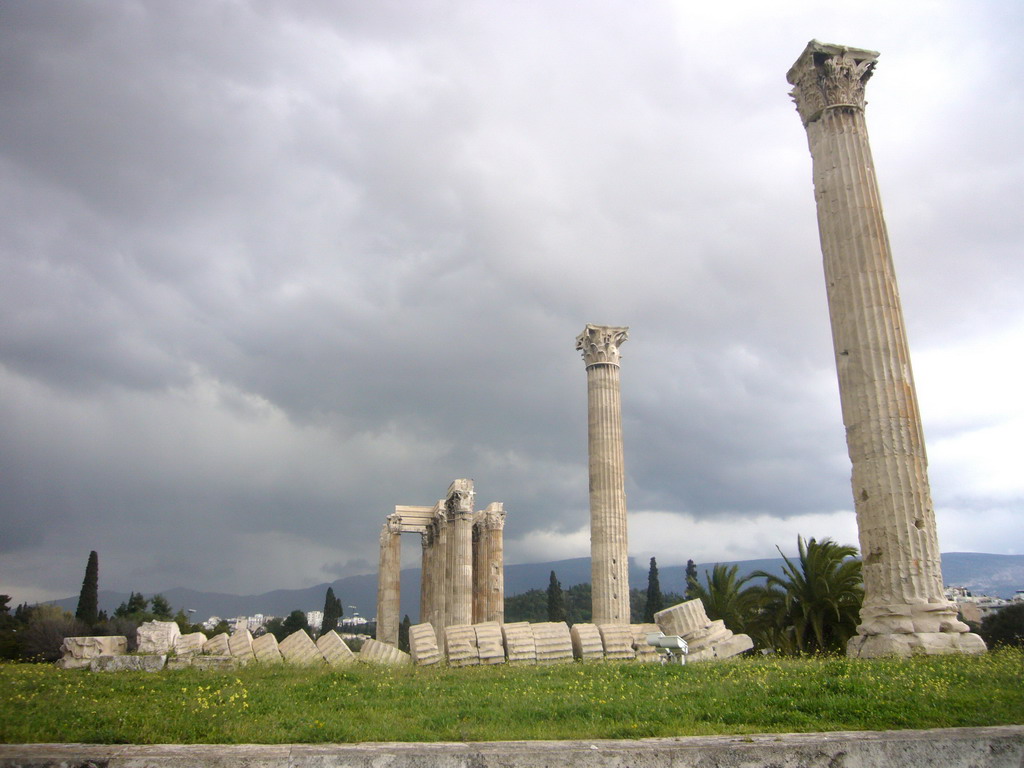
top-left (1, 648), bottom-right (1021, 744)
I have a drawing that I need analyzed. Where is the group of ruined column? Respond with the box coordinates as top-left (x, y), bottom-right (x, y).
top-left (376, 479), bottom-right (505, 647)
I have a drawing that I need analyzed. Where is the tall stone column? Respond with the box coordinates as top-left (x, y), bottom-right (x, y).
top-left (420, 531), bottom-right (433, 626)
top-left (576, 324), bottom-right (631, 626)
top-left (445, 479), bottom-right (475, 627)
top-left (472, 521), bottom-right (487, 624)
top-left (787, 41), bottom-right (984, 657)
top-left (483, 502), bottom-right (506, 624)
top-left (375, 514), bottom-right (402, 647)
top-left (431, 510), bottom-right (447, 633)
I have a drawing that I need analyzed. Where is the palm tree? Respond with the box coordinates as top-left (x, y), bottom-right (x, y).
top-left (751, 536), bottom-right (863, 654)
top-left (686, 563), bottom-right (760, 633)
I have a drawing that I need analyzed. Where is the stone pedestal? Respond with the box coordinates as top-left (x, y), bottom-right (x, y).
top-left (787, 40), bottom-right (984, 658)
top-left (576, 324), bottom-right (631, 626)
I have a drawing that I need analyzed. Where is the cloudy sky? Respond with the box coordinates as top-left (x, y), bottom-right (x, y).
top-left (2, 1), bottom-right (1022, 606)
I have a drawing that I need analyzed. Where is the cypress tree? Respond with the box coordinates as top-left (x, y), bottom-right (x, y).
top-left (75, 551), bottom-right (99, 626)
top-left (546, 571), bottom-right (566, 622)
top-left (643, 556), bottom-right (663, 622)
top-left (399, 614), bottom-right (411, 652)
top-left (322, 587), bottom-right (342, 636)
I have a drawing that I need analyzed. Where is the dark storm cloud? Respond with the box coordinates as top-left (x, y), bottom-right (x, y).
top-left (1, 1), bottom-right (1021, 603)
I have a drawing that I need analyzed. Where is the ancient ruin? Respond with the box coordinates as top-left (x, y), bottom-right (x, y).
top-left (787, 41), bottom-right (986, 658)
top-left (576, 324), bottom-right (631, 626)
top-left (375, 479), bottom-right (506, 646)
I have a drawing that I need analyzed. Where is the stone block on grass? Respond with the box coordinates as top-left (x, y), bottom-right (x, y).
top-left (444, 624), bottom-right (479, 667)
top-left (408, 623), bottom-right (442, 667)
top-left (532, 622), bottom-right (573, 664)
top-left (228, 629), bottom-right (256, 665)
top-left (474, 622), bottom-right (505, 665)
top-left (502, 622), bottom-right (536, 664)
top-left (316, 631), bottom-right (356, 667)
top-left (359, 638), bottom-right (411, 666)
top-left (91, 654), bottom-right (166, 672)
top-left (279, 630), bottom-right (325, 666)
top-left (57, 636), bottom-right (127, 669)
top-left (598, 624), bottom-right (636, 661)
top-left (251, 633), bottom-right (283, 664)
top-left (192, 655), bottom-right (236, 671)
top-left (136, 621), bottom-right (181, 655)
top-left (570, 623), bottom-right (604, 661)
top-left (630, 623), bottom-right (662, 663)
top-left (174, 632), bottom-right (207, 657)
top-left (203, 632), bottom-right (230, 656)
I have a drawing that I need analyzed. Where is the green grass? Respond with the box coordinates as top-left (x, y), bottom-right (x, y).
top-left (1, 649), bottom-right (1021, 744)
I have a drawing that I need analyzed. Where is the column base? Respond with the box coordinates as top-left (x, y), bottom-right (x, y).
top-left (857, 600), bottom-right (972, 636)
top-left (847, 631), bottom-right (987, 658)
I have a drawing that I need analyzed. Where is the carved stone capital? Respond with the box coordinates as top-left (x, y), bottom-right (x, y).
top-left (787, 40), bottom-right (879, 126)
top-left (481, 502), bottom-right (506, 531)
top-left (381, 513), bottom-right (402, 540)
top-left (445, 478), bottom-right (475, 518)
top-left (576, 324), bottom-right (629, 367)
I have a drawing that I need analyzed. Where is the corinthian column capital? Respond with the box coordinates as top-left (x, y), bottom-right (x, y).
top-left (787, 40), bottom-right (879, 126)
top-left (576, 324), bottom-right (629, 367)
top-left (445, 478), bottom-right (475, 519)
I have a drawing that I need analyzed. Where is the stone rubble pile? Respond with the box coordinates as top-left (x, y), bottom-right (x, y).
top-left (56, 599), bottom-right (752, 672)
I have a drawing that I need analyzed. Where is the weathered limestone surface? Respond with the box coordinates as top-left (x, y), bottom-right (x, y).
top-left (474, 622), bottom-right (505, 665)
top-left (91, 655), bottom-right (166, 672)
top-left (359, 638), bottom-right (411, 666)
top-left (444, 624), bottom-right (480, 667)
top-left (570, 624), bottom-right (604, 661)
top-left (316, 631), bottom-right (356, 667)
top-left (631, 624), bottom-right (662, 663)
top-left (251, 633), bottom-right (283, 664)
top-left (577, 324), bottom-right (631, 626)
top-left (408, 623), bottom-right (442, 666)
top-left (787, 40), bottom-right (985, 659)
top-left (598, 624), bottom-right (636, 661)
top-left (192, 655), bottom-right (236, 671)
top-left (174, 632), bottom-right (207, 657)
top-left (136, 621), bottom-right (181, 655)
top-left (203, 633), bottom-right (230, 656)
top-left (447, 480), bottom-right (475, 627)
top-left (279, 631), bottom-right (325, 666)
top-left (227, 629), bottom-right (256, 664)
top-left (376, 514), bottom-right (402, 647)
top-left (165, 656), bottom-right (193, 670)
top-left (655, 600), bottom-right (752, 662)
top-left (532, 622), bottom-right (573, 664)
top-left (502, 621), bottom-right (537, 664)
top-left (57, 636), bottom-right (127, 669)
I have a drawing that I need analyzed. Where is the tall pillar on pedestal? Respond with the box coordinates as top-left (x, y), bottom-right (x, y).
top-left (483, 502), bottom-right (506, 624)
top-left (787, 41), bottom-right (985, 657)
top-left (375, 514), bottom-right (402, 647)
top-left (576, 324), bottom-right (631, 626)
top-left (445, 479), bottom-right (475, 627)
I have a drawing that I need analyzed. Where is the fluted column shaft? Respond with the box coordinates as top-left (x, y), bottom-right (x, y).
top-left (420, 532), bottom-right (433, 625)
top-left (450, 510), bottom-right (474, 625)
top-left (472, 523), bottom-right (487, 623)
top-left (788, 42), bottom-right (981, 656)
top-left (432, 516), bottom-right (447, 633)
top-left (577, 325), bottom-right (630, 626)
top-left (375, 519), bottom-right (402, 646)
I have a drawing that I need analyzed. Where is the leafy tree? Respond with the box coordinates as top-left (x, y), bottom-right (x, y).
top-left (399, 614), bottom-right (411, 652)
top-left (564, 582), bottom-right (591, 625)
top-left (322, 587), bottom-right (342, 636)
top-left (149, 594), bottom-right (172, 620)
top-left (979, 603), bottom-right (1024, 648)
top-left (684, 560), bottom-right (698, 600)
top-left (644, 557), bottom-right (664, 622)
top-left (687, 563), bottom-right (759, 633)
top-left (114, 592), bottom-right (148, 618)
top-left (751, 536), bottom-right (863, 654)
top-left (546, 571), bottom-right (566, 623)
top-left (265, 617), bottom-right (287, 641)
top-left (21, 605), bottom-right (87, 662)
top-left (282, 610), bottom-right (310, 637)
top-left (504, 588), bottom-right (547, 622)
top-left (75, 551), bottom-right (99, 626)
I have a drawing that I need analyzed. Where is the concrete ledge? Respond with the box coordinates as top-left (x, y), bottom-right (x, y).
top-left (0, 726), bottom-right (1021, 768)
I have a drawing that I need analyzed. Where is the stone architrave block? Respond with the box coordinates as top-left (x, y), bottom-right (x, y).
top-left (570, 624), bottom-right (604, 661)
top-left (136, 621), bottom-right (181, 655)
top-left (192, 655), bottom-right (236, 671)
top-left (474, 622), bottom-right (505, 665)
top-left (251, 633), bottom-right (283, 665)
top-left (407, 624), bottom-right (442, 667)
top-left (317, 631), bottom-right (357, 667)
top-left (91, 655), bottom-right (166, 672)
top-left (532, 622), bottom-right (573, 664)
top-left (444, 624), bottom-right (480, 667)
top-left (279, 630), bottom-right (325, 666)
top-left (203, 633), bottom-right (230, 656)
top-left (630, 624), bottom-right (662, 663)
top-left (57, 636), bottom-right (128, 669)
top-left (227, 629), bottom-right (256, 665)
top-left (359, 638), bottom-right (411, 666)
top-left (598, 624), bottom-right (636, 661)
top-left (654, 600), bottom-right (711, 639)
top-left (173, 632), bottom-right (207, 657)
top-left (501, 622), bottom-right (536, 664)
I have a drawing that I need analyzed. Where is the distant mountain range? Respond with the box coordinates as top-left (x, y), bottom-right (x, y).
top-left (53, 552), bottom-right (1024, 622)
